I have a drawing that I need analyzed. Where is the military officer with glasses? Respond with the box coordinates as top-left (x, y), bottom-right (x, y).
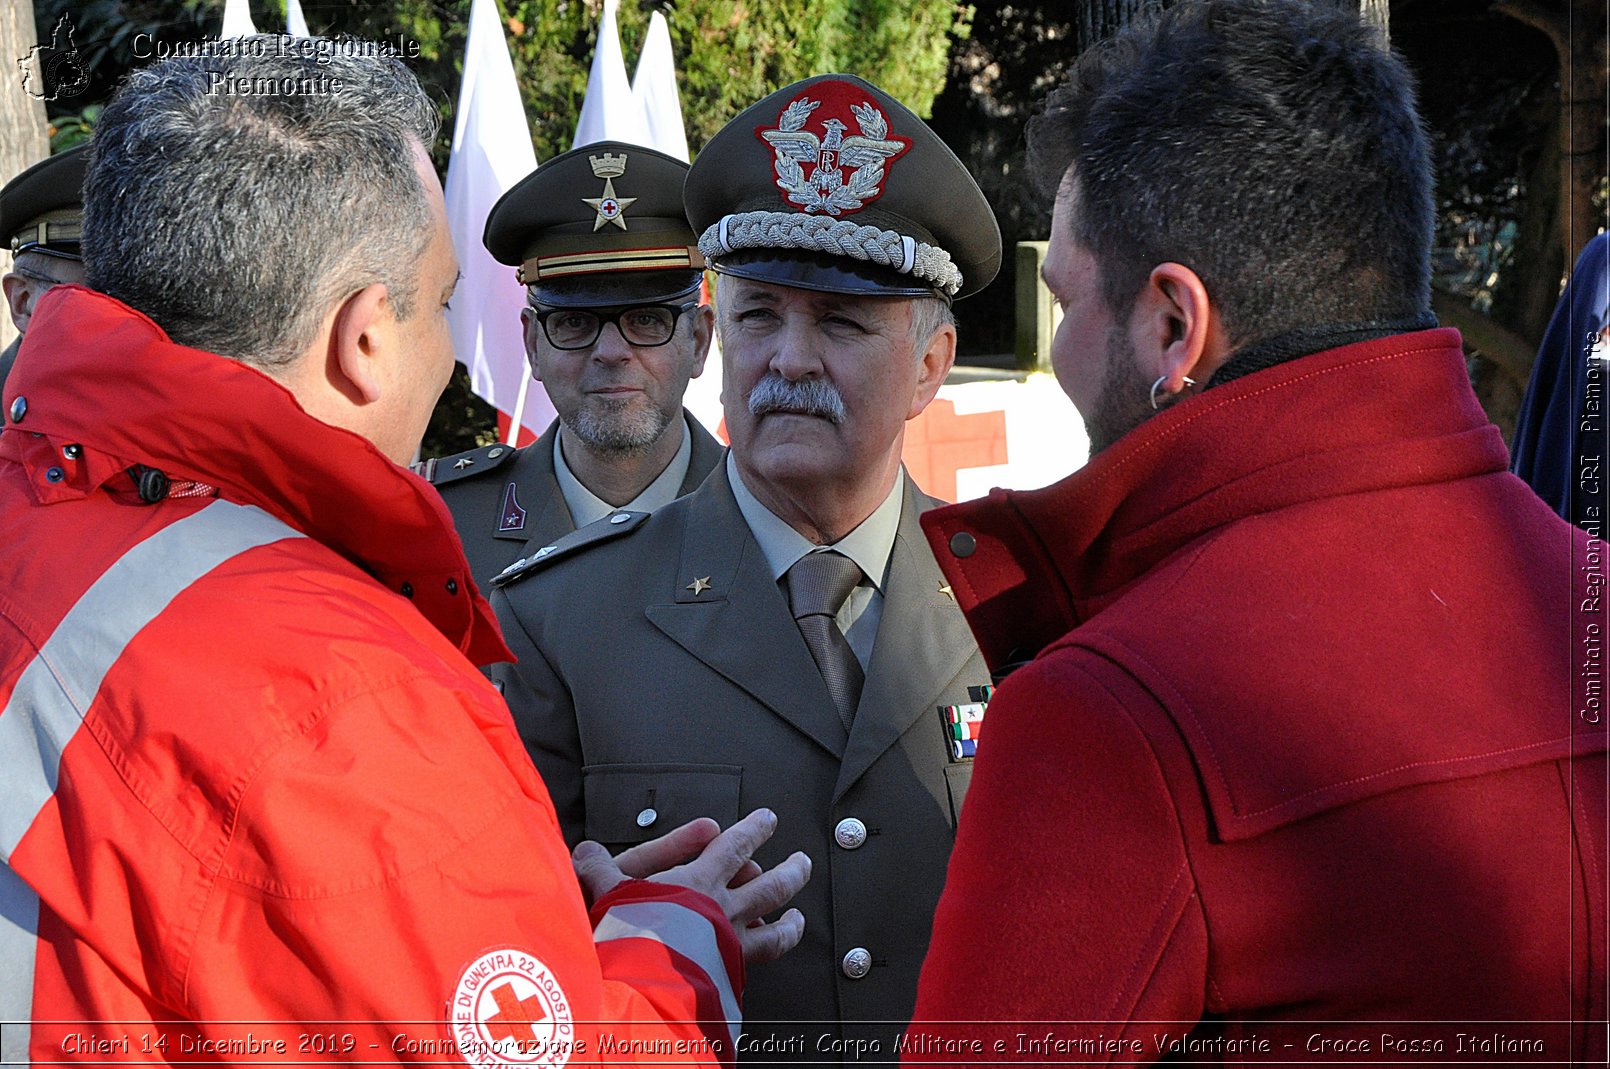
top-left (423, 142), bottom-right (723, 592)
top-left (1, 145), bottom-right (90, 395)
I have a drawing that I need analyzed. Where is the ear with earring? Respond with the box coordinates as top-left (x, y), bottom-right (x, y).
top-left (1149, 375), bottom-right (1197, 410)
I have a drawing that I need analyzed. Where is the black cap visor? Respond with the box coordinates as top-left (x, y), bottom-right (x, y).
top-left (530, 269), bottom-right (703, 308)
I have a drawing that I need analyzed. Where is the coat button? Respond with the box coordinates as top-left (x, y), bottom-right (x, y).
top-left (610, 513), bottom-right (631, 524)
top-left (400, 582), bottom-right (414, 598)
top-left (62, 444), bottom-right (82, 459)
top-left (834, 817), bottom-right (867, 850)
top-left (445, 579), bottom-right (459, 595)
top-left (948, 532), bottom-right (977, 558)
top-left (45, 466), bottom-right (64, 483)
top-left (8, 396), bottom-right (25, 423)
top-left (635, 807), bottom-right (658, 828)
top-left (841, 947), bottom-right (872, 980)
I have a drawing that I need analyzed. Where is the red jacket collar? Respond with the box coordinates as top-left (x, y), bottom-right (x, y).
top-left (5, 286), bottom-right (512, 666)
top-left (921, 329), bottom-right (1509, 674)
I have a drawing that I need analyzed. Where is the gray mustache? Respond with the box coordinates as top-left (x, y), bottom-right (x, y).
top-left (748, 374), bottom-right (846, 424)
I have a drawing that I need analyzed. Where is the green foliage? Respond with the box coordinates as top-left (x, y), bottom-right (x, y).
top-left (49, 105), bottom-right (100, 151)
top-left (500, 1), bottom-right (972, 160)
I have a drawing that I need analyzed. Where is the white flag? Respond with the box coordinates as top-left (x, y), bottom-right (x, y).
top-left (285, 0), bottom-right (310, 36)
top-left (626, 11), bottom-right (722, 439)
top-left (631, 13), bottom-right (689, 163)
top-left (572, 0), bottom-right (650, 148)
top-left (445, 0), bottom-right (555, 442)
top-left (221, 0), bottom-right (257, 37)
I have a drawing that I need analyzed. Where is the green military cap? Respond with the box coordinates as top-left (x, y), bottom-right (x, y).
top-left (1, 144), bottom-right (89, 261)
top-left (484, 141), bottom-right (704, 308)
top-left (684, 73), bottom-right (1000, 301)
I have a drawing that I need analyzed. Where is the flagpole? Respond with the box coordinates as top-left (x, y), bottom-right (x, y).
top-left (507, 370), bottom-right (533, 446)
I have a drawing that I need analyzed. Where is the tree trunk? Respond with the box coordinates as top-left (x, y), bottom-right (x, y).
top-left (0, 5), bottom-right (49, 354)
top-left (1494, 0), bottom-right (1609, 278)
top-left (0, 3), bottom-right (50, 351)
top-left (1076, 0), bottom-right (1163, 50)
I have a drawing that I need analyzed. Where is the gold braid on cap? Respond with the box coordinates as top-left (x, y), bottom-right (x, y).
top-left (699, 211), bottom-right (963, 296)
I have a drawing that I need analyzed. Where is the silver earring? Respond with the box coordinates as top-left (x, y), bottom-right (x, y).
top-left (1149, 375), bottom-right (1197, 410)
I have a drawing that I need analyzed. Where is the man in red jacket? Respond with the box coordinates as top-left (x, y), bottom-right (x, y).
top-left (0, 39), bottom-right (806, 1066)
top-left (907, 0), bottom-right (1606, 1062)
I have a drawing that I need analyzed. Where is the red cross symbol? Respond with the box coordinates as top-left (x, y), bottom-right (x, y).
top-left (902, 398), bottom-right (1009, 502)
top-left (483, 981), bottom-right (547, 1051)
top-left (600, 198), bottom-right (619, 215)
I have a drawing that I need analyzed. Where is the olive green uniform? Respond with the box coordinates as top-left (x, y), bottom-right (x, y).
top-left (489, 466), bottom-right (989, 1061)
top-left (425, 412), bottom-right (723, 594)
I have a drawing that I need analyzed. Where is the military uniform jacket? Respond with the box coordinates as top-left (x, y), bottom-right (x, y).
top-left (428, 411), bottom-right (724, 594)
top-left (491, 466), bottom-right (990, 1062)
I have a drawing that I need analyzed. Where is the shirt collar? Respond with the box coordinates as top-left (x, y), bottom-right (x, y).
top-left (553, 417), bottom-right (691, 526)
top-left (725, 451), bottom-right (902, 591)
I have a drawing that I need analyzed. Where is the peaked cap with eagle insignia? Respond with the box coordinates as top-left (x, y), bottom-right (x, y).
top-left (684, 73), bottom-right (1000, 302)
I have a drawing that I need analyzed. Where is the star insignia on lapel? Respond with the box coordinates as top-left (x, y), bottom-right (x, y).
top-left (938, 583), bottom-right (954, 601)
top-left (454, 458), bottom-right (474, 469)
top-left (686, 576), bottom-right (712, 595)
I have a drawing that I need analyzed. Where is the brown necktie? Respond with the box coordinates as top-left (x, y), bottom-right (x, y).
top-left (784, 551), bottom-right (866, 731)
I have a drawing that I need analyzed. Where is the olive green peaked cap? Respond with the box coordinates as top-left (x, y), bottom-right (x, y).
top-left (684, 73), bottom-right (1000, 301)
top-left (484, 140), bottom-right (703, 307)
top-left (1, 145), bottom-right (89, 261)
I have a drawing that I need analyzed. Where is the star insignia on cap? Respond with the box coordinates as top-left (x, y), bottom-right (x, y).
top-left (583, 177), bottom-right (637, 232)
top-left (686, 576), bottom-right (712, 595)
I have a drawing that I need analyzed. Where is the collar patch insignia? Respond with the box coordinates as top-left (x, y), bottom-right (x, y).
top-left (583, 152), bottom-right (636, 232)
top-left (498, 482), bottom-right (527, 533)
top-left (755, 81), bottom-right (912, 217)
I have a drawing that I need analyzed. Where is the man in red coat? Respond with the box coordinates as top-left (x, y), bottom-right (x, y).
top-left (906, 0), bottom-right (1607, 1062)
top-left (0, 39), bottom-right (807, 1065)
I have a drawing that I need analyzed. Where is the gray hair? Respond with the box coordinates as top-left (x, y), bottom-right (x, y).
top-left (713, 273), bottom-right (954, 363)
top-left (82, 37), bottom-right (440, 368)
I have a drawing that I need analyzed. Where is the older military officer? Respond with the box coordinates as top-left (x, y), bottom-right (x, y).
top-left (424, 142), bottom-right (723, 591)
top-left (488, 75), bottom-right (1001, 1062)
top-left (1, 146), bottom-right (89, 394)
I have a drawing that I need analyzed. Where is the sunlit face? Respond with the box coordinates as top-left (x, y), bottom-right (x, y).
top-left (522, 299), bottom-right (711, 456)
top-left (381, 142), bottom-right (460, 464)
top-left (717, 277), bottom-right (944, 497)
top-left (1043, 173), bottom-right (1152, 455)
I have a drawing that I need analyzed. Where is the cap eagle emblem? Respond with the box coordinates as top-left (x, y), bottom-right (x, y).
top-left (760, 96), bottom-right (908, 216)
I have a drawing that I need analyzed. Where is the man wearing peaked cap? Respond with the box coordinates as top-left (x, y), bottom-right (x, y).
top-left (422, 141), bottom-right (722, 592)
top-left (1, 145), bottom-right (89, 395)
top-left (490, 74), bottom-right (1001, 1061)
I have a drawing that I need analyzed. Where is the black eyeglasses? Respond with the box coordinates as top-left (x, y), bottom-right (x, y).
top-left (531, 300), bottom-right (699, 351)
top-left (10, 265), bottom-right (73, 287)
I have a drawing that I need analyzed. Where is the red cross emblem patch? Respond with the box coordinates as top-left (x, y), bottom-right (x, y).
top-left (451, 948), bottom-right (575, 1069)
